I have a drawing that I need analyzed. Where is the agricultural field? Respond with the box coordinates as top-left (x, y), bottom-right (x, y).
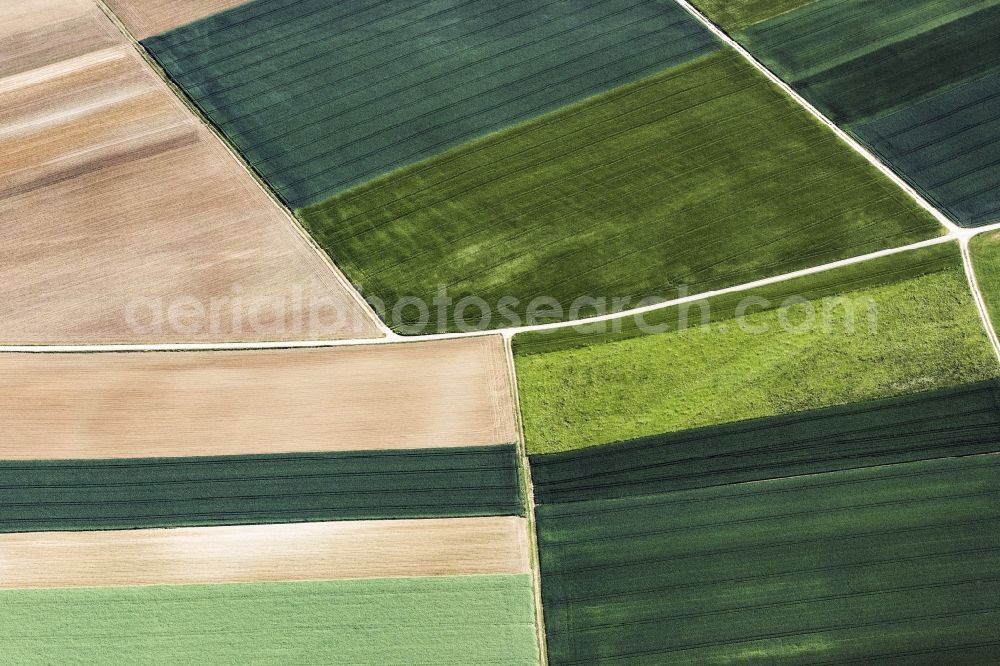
top-left (0, 518), bottom-right (531, 586)
top-left (972, 231), bottom-right (1000, 333)
top-left (301, 51), bottom-right (940, 333)
top-left (144, 0), bottom-right (719, 207)
top-left (0, 445), bottom-right (522, 532)
top-left (855, 69), bottom-right (1000, 227)
top-left (714, 0), bottom-right (1000, 227)
top-left (0, 576), bottom-right (540, 664)
top-left (0, 336), bottom-right (517, 458)
top-left (0, 0), bottom-right (118, 75)
top-left (515, 243), bottom-right (1000, 454)
top-left (103, 0), bottom-right (256, 40)
top-left (0, 0), bottom-right (381, 344)
top-left (530, 380), bottom-right (1000, 503)
top-left (690, 0), bottom-right (816, 32)
top-left (7, 0), bottom-right (1000, 664)
top-left (534, 449), bottom-right (1000, 664)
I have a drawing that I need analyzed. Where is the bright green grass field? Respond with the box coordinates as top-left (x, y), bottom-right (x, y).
top-left (515, 244), bottom-right (999, 454)
top-left (300, 50), bottom-right (940, 333)
top-left (0, 575), bottom-right (539, 665)
top-left (690, 0), bottom-right (817, 32)
top-left (971, 231), bottom-right (1000, 334)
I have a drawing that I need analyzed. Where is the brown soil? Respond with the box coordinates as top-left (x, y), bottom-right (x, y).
top-left (1, 18), bottom-right (383, 343)
top-left (0, 0), bottom-right (120, 76)
top-left (0, 517), bottom-right (532, 588)
top-left (0, 336), bottom-right (518, 458)
top-left (103, 0), bottom-right (256, 40)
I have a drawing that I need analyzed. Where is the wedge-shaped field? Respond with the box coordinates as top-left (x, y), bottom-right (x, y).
top-left (515, 243), bottom-right (999, 453)
top-left (0, 576), bottom-right (540, 664)
top-left (104, 0), bottom-right (255, 40)
top-left (0, 517), bottom-right (531, 587)
top-left (0, 337), bottom-right (516, 458)
top-left (531, 381), bottom-right (1000, 504)
top-left (0, 10), bottom-right (382, 343)
top-left (535, 452), bottom-right (1000, 664)
top-left (971, 231), bottom-right (1000, 334)
top-left (0, 445), bottom-right (522, 532)
top-left (144, 0), bottom-right (718, 207)
top-left (735, 0), bottom-right (1000, 226)
top-left (855, 69), bottom-right (1000, 227)
top-left (301, 50), bottom-right (940, 333)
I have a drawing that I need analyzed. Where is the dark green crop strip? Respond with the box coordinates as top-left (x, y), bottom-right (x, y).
top-left (0, 444), bottom-right (523, 532)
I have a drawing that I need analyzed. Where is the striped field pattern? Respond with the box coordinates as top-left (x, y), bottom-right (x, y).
top-left (532, 388), bottom-right (1000, 664)
top-left (0, 445), bottom-right (522, 532)
top-left (732, 0), bottom-right (1000, 227)
top-left (300, 50), bottom-right (940, 332)
top-left (144, 0), bottom-right (719, 207)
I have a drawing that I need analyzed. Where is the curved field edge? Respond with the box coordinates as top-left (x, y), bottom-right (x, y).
top-left (298, 50), bottom-right (940, 334)
top-left (0, 445), bottom-right (524, 533)
top-left (514, 243), bottom-right (1000, 454)
top-left (0, 574), bottom-right (540, 665)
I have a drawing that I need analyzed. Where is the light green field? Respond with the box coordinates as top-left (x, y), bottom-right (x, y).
top-left (690, 0), bottom-right (817, 31)
top-left (971, 231), bottom-right (1000, 334)
top-left (0, 575), bottom-right (540, 665)
top-left (515, 244), bottom-right (999, 454)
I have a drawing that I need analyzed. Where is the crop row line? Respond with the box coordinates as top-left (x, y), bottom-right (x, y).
top-left (545, 516), bottom-right (998, 575)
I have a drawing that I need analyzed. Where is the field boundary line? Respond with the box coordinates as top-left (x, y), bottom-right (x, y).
top-left (503, 335), bottom-right (551, 666)
top-left (92, 0), bottom-right (395, 340)
top-left (6, 232), bottom-right (994, 352)
top-left (672, 0), bottom-right (963, 236)
top-left (960, 237), bottom-right (1000, 362)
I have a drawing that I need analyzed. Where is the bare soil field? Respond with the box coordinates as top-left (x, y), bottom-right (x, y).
top-left (0, 517), bottom-right (532, 588)
top-left (0, 18), bottom-right (381, 343)
top-left (103, 0), bottom-right (254, 40)
top-left (0, 337), bottom-right (518, 459)
top-left (0, 0), bottom-right (119, 76)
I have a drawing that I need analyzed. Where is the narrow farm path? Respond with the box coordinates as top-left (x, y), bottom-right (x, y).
top-left (8, 0), bottom-right (999, 355)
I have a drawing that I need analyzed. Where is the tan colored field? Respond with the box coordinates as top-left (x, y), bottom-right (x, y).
top-left (0, 7), bottom-right (383, 343)
top-left (104, 0), bottom-right (254, 40)
top-left (0, 0), bottom-right (119, 76)
top-left (0, 336), bottom-right (518, 459)
top-left (0, 517), bottom-right (531, 588)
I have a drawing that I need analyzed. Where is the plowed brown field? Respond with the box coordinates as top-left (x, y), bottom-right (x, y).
top-left (0, 336), bottom-right (518, 458)
top-left (0, 517), bottom-right (532, 588)
top-left (0, 2), bottom-right (382, 343)
top-left (104, 0), bottom-right (254, 40)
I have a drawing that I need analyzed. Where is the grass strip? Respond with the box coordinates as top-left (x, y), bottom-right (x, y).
top-left (514, 243), bottom-right (999, 453)
top-left (0, 574), bottom-right (540, 665)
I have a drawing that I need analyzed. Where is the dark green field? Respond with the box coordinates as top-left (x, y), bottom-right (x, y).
top-left (854, 68), bottom-right (1000, 227)
top-left (731, 0), bottom-right (1000, 227)
top-left (144, 0), bottom-right (717, 207)
top-left (535, 449), bottom-right (1000, 664)
top-left (301, 50), bottom-right (939, 333)
top-left (0, 446), bottom-right (522, 532)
